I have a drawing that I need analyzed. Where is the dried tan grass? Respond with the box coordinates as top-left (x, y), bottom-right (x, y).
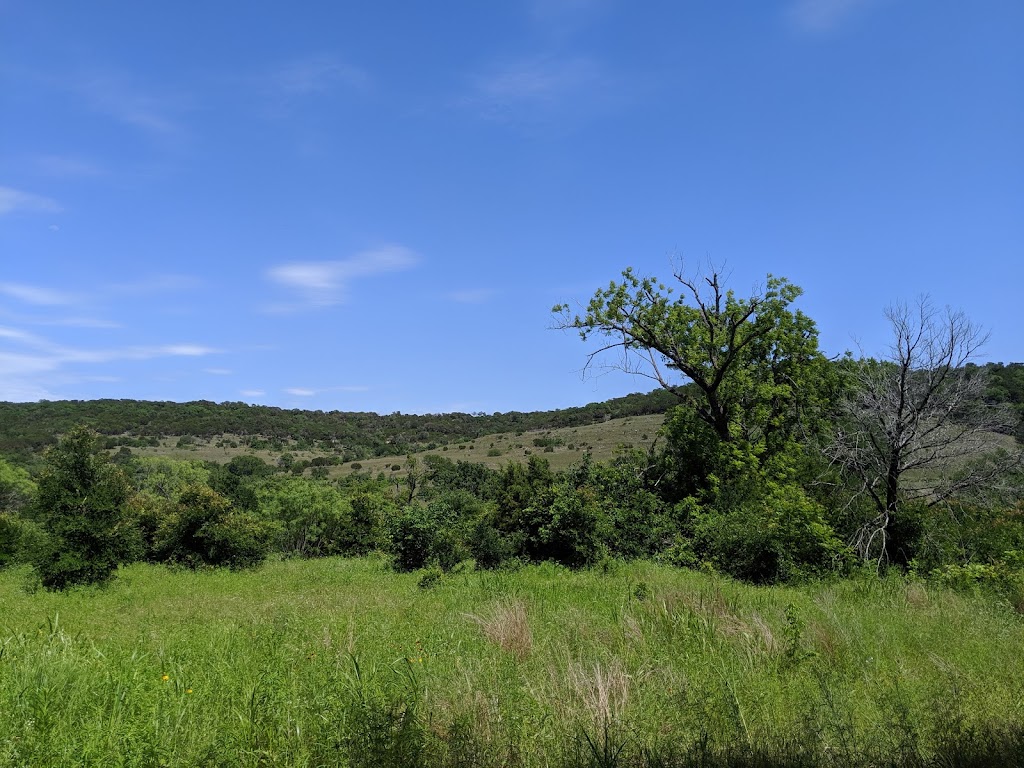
top-left (466, 600), bottom-right (533, 662)
top-left (906, 581), bottom-right (929, 608)
top-left (622, 612), bottom-right (644, 645)
top-left (566, 658), bottom-right (631, 726)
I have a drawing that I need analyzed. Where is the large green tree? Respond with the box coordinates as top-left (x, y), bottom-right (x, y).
top-left (553, 263), bottom-right (828, 464)
top-left (31, 426), bottom-right (140, 589)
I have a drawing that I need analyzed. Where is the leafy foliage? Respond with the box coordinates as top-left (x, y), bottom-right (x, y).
top-left (387, 497), bottom-right (470, 572)
top-left (29, 426), bottom-right (141, 589)
top-left (154, 484), bottom-right (274, 570)
top-left (554, 264), bottom-right (829, 457)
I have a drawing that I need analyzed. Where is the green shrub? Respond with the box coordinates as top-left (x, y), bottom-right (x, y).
top-left (534, 484), bottom-right (607, 568)
top-left (693, 483), bottom-right (852, 583)
top-left (0, 513), bottom-right (45, 569)
top-left (468, 513), bottom-right (519, 570)
top-left (930, 552), bottom-right (1024, 609)
top-left (30, 426), bottom-right (142, 589)
top-left (260, 478), bottom-right (351, 558)
top-left (388, 499), bottom-right (469, 572)
top-left (156, 485), bottom-right (275, 569)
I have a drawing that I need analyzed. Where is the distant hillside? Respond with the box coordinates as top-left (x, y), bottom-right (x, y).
top-left (0, 389), bottom-right (680, 460)
top-left (2, 361), bottom-right (1019, 465)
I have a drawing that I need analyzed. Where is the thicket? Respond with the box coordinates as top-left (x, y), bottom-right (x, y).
top-left (1, 268), bottom-right (1022, 600)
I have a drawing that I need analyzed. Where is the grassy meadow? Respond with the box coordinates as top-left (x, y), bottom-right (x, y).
top-left (2, 557), bottom-right (1022, 767)
top-left (122, 414), bottom-right (668, 478)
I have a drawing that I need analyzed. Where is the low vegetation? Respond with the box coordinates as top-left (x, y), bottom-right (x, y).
top-left (1, 558), bottom-right (1023, 767)
top-left (2, 263), bottom-right (1023, 764)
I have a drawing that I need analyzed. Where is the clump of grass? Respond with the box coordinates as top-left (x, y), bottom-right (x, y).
top-left (566, 658), bottom-right (631, 727)
top-left (466, 599), bottom-right (533, 661)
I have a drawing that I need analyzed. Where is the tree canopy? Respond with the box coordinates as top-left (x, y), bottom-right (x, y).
top-left (554, 263), bottom-right (828, 460)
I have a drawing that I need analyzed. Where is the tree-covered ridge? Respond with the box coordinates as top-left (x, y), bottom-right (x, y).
top-left (0, 388), bottom-right (680, 459)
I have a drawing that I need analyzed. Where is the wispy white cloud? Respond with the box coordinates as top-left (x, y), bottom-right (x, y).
top-left (0, 186), bottom-right (62, 216)
top-left (241, 389), bottom-right (266, 398)
top-left (205, 367), bottom-right (232, 375)
top-left (0, 276), bottom-right (195, 329)
top-left (447, 288), bottom-right (494, 304)
top-left (159, 344), bottom-right (216, 357)
top-left (266, 245), bottom-right (419, 311)
top-left (476, 54), bottom-right (600, 107)
top-left (528, 0), bottom-right (610, 37)
top-left (35, 155), bottom-right (104, 178)
top-left (787, 0), bottom-right (879, 33)
top-left (74, 70), bottom-right (185, 138)
top-left (0, 282), bottom-right (76, 305)
top-left (464, 54), bottom-right (620, 130)
top-left (0, 322), bottom-right (219, 401)
top-left (272, 54), bottom-right (370, 95)
top-left (101, 274), bottom-right (204, 308)
top-left (285, 385), bottom-right (369, 397)
top-left (30, 316), bottom-right (122, 329)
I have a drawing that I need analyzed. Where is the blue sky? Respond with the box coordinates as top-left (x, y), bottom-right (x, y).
top-left (1, 1), bottom-right (1021, 414)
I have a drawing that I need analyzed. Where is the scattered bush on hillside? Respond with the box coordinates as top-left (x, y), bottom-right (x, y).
top-left (155, 484), bottom-right (275, 570)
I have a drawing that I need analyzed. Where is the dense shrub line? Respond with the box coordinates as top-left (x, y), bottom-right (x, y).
top-left (2, 423), bottom-right (1022, 603)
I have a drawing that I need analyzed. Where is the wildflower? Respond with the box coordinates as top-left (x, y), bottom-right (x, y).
top-left (185, 688), bottom-right (193, 694)
top-left (162, 674), bottom-right (170, 682)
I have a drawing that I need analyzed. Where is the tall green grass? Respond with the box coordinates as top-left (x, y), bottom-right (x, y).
top-left (1, 558), bottom-right (1022, 766)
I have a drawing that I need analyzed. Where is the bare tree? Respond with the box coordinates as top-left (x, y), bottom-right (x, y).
top-left (826, 298), bottom-right (1019, 565)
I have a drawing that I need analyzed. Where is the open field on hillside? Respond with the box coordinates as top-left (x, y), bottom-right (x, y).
top-left (120, 413), bottom-right (668, 476)
top-left (343, 413), bottom-right (668, 476)
top-left (1, 557), bottom-right (1022, 767)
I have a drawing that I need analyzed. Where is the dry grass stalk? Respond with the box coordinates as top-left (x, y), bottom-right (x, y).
top-left (467, 600), bottom-right (532, 662)
top-left (747, 610), bottom-right (778, 655)
top-left (567, 658), bottom-right (631, 726)
top-left (622, 612), bottom-right (644, 644)
top-left (905, 582), bottom-right (929, 608)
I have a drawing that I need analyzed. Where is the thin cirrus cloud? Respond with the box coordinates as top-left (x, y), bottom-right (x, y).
top-left (266, 245), bottom-right (419, 311)
top-left (0, 282), bottom-right (77, 306)
top-left (0, 324), bottom-right (217, 367)
top-left (475, 54), bottom-right (601, 107)
top-left (787, 0), bottom-right (878, 33)
top-left (271, 54), bottom-right (370, 95)
top-left (466, 54), bottom-right (619, 130)
top-left (0, 323), bottom-right (220, 401)
top-left (35, 155), bottom-right (104, 178)
top-left (0, 186), bottom-right (62, 216)
top-left (73, 70), bottom-right (184, 138)
top-left (447, 288), bottom-right (494, 304)
top-left (285, 385), bottom-right (369, 397)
